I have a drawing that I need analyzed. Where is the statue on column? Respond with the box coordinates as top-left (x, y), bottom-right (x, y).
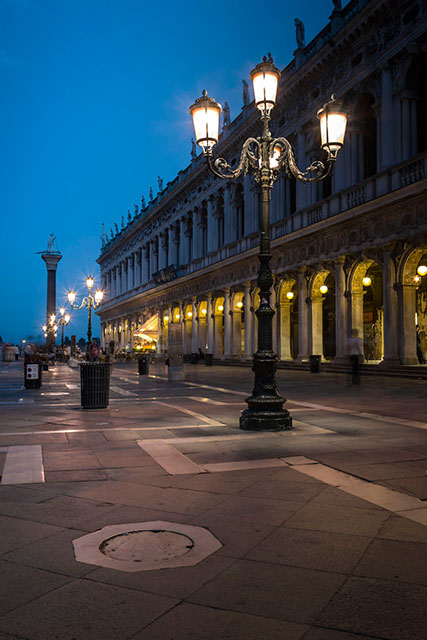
top-left (223, 101), bottom-right (231, 127)
top-left (110, 228), bottom-right (114, 240)
top-left (295, 18), bottom-right (305, 48)
top-left (141, 195), bottom-right (146, 209)
top-left (134, 204), bottom-right (139, 218)
top-left (242, 79), bottom-right (250, 106)
top-left (127, 209), bottom-right (132, 223)
top-left (114, 222), bottom-right (119, 235)
top-left (157, 176), bottom-right (163, 192)
top-left (46, 234), bottom-right (56, 252)
top-left (149, 186), bottom-right (153, 201)
top-left (121, 215), bottom-right (125, 229)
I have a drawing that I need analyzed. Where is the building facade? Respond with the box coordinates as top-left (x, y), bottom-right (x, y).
top-left (97, 0), bottom-right (427, 367)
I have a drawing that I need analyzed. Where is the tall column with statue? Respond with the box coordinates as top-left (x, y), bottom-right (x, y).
top-left (38, 234), bottom-right (62, 350)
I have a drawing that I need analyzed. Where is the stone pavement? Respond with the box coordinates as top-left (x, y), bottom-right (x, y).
top-left (0, 359), bottom-right (426, 640)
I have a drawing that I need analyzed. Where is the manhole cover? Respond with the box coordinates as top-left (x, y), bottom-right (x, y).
top-left (100, 530), bottom-right (194, 563)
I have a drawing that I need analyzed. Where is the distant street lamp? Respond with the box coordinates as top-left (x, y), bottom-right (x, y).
top-left (190, 54), bottom-right (348, 431)
top-left (49, 307), bottom-right (71, 350)
top-left (67, 276), bottom-right (104, 352)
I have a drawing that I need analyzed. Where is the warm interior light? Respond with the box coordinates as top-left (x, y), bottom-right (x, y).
top-left (151, 345), bottom-right (156, 350)
top-left (201, 309), bottom-right (207, 314)
top-left (318, 95), bottom-right (348, 159)
top-left (236, 301), bottom-right (243, 308)
top-left (64, 314), bottom-right (71, 323)
top-left (250, 54), bottom-right (281, 114)
top-left (320, 285), bottom-right (328, 294)
top-left (414, 275), bottom-right (421, 284)
top-left (286, 291), bottom-right (294, 300)
top-left (86, 276), bottom-right (94, 290)
top-left (50, 314), bottom-right (56, 325)
top-left (67, 290), bottom-right (76, 304)
top-left (218, 305), bottom-right (224, 311)
top-left (59, 306), bottom-right (65, 316)
top-left (175, 313), bottom-right (180, 320)
top-left (94, 289), bottom-right (104, 304)
top-left (164, 315), bottom-right (169, 321)
top-left (362, 276), bottom-right (372, 286)
top-left (189, 91), bottom-right (222, 152)
top-left (187, 311), bottom-right (193, 317)
top-left (417, 265), bottom-right (427, 276)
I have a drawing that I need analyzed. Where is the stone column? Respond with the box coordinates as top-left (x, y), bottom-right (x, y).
top-left (159, 232), bottom-right (167, 270)
top-left (172, 223), bottom-right (180, 268)
top-left (179, 218), bottom-right (187, 265)
top-left (191, 297), bottom-right (199, 355)
top-left (279, 300), bottom-right (292, 360)
top-left (224, 185), bottom-right (235, 244)
top-left (297, 269), bottom-right (310, 360)
top-left (213, 309), bottom-right (224, 358)
top-left (334, 257), bottom-right (348, 362)
top-left (397, 284), bottom-right (418, 364)
top-left (381, 65), bottom-right (394, 169)
top-left (157, 310), bottom-right (165, 354)
top-left (231, 305), bottom-right (242, 358)
top-left (142, 245), bottom-right (149, 283)
top-left (223, 288), bottom-right (232, 358)
top-left (207, 198), bottom-right (217, 253)
top-left (310, 295), bottom-right (324, 358)
top-left (206, 294), bottom-right (214, 354)
top-left (192, 210), bottom-right (200, 259)
top-left (198, 304), bottom-right (207, 352)
top-left (128, 255), bottom-right (134, 290)
top-left (349, 291), bottom-right (364, 340)
top-left (243, 282), bottom-right (254, 360)
top-left (382, 249), bottom-right (400, 364)
top-left (296, 130), bottom-right (307, 211)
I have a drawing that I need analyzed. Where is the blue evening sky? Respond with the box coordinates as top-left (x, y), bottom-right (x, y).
top-left (0, 0), bottom-right (347, 345)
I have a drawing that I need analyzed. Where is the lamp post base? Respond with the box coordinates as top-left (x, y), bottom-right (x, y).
top-left (240, 405), bottom-right (292, 431)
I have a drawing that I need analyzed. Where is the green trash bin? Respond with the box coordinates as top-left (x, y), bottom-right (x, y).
top-left (309, 355), bottom-right (321, 373)
top-left (80, 362), bottom-right (112, 409)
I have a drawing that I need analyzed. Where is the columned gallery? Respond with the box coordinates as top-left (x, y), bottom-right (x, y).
top-left (97, 0), bottom-right (427, 368)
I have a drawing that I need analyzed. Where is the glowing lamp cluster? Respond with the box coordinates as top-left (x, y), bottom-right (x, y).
top-left (417, 265), bottom-right (427, 277)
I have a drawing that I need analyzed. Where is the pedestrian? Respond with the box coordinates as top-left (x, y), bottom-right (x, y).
top-left (14, 345), bottom-right (19, 361)
top-left (89, 339), bottom-right (99, 362)
top-left (348, 329), bottom-right (363, 384)
top-left (416, 325), bottom-right (426, 364)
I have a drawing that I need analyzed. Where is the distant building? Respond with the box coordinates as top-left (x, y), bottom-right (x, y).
top-left (97, 0), bottom-right (427, 366)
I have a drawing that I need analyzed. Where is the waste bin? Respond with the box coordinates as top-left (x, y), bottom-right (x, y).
top-left (191, 353), bottom-right (199, 364)
top-left (205, 353), bottom-right (213, 366)
top-left (309, 355), bottom-right (321, 373)
top-left (138, 356), bottom-right (149, 375)
top-left (24, 362), bottom-right (42, 389)
top-left (80, 362), bottom-right (112, 409)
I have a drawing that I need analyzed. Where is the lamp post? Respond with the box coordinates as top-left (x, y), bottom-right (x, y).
top-left (49, 307), bottom-right (71, 351)
top-left (190, 54), bottom-right (348, 431)
top-left (67, 276), bottom-right (104, 353)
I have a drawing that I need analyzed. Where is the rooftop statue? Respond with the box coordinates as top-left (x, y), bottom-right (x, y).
top-left (242, 79), bottom-right (250, 106)
top-left (191, 138), bottom-right (197, 160)
top-left (141, 195), bottom-right (146, 209)
top-left (295, 18), bottom-right (305, 48)
top-left (332, 0), bottom-right (342, 10)
top-left (127, 209), bottom-right (132, 223)
top-left (223, 101), bottom-right (230, 127)
top-left (149, 186), bottom-right (153, 201)
top-left (134, 204), bottom-right (138, 217)
top-left (158, 176), bottom-right (163, 191)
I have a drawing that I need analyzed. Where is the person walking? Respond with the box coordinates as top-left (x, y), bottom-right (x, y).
top-left (14, 345), bottom-right (19, 361)
top-left (89, 339), bottom-right (99, 362)
top-left (348, 329), bottom-right (363, 384)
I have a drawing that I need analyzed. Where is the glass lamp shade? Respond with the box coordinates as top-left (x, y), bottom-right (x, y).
top-left (86, 276), bottom-right (94, 290)
top-left (64, 314), bottom-right (71, 324)
top-left (362, 276), bottom-right (372, 286)
top-left (189, 91), bottom-right (222, 152)
top-left (250, 55), bottom-right (281, 114)
top-left (50, 314), bottom-right (56, 325)
top-left (94, 289), bottom-right (104, 304)
top-left (417, 265), bottom-right (427, 276)
top-left (59, 306), bottom-right (65, 316)
top-left (67, 290), bottom-right (76, 305)
top-left (317, 95), bottom-right (348, 158)
top-left (42, 325), bottom-right (47, 332)
top-left (320, 285), bottom-right (328, 294)
top-left (286, 291), bottom-right (294, 300)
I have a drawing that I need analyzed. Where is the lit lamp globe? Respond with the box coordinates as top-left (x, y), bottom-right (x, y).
top-left (59, 307), bottom-right (65, 316)
top-left (417, 265), bottom-right (427, 277)
top-left (320, 285), bottom-right (328, 294)
top-left (250, 54), bottom-right (281, 115)
top-left (286, 291), bottom-right (294, 300)
top-left (86, 276), bottom-right (94, 291)
top-left (317, 95), bottom-right (348, 160)
top-left (189, 91), bottom-right (222, 152)
top-left (64, 314), bottom-right (71, 324)
top-left (94, 289), bottom-right (104, 305)
top-left (67, 290), bottom-right (76, 305)
top-left (362, 276), bottom-right (372, 286)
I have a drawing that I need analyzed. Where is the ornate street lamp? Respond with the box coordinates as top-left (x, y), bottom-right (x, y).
top-left (190, 54), bottom-right (348, 431)
top-left (67, 276), bottom-right (104, 352)
top-left (50, 307), bottom-right (71, 350)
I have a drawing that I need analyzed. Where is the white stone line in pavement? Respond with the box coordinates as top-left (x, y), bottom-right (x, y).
top-left (110, 386), bottom-right (138, 397)
top-left (153, 400), bottom-right (225, 427)
top-left (1, 445), bottom-right (45, 485)
top-left (291, 459), bottom-right (427, 527)
top-left (65, 384), bottom-right (79, 389)
top-left (185, 381), bottom-right (247, 396)
top-left (0, 424), bottom-right (220, 437)
top-left (0, 447), bottom-right (8, 452)
top-left (40, 392), bottom-right (70, 396)
top-left (188, 396), bottom-right (241, 406)
top-left (202, 459), bottom-right (288, 473)
top-left (137, 440), bottom-right (204, 475)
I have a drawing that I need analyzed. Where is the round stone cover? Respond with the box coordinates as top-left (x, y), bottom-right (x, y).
top-left (73, 521), bottom-right (222, 572)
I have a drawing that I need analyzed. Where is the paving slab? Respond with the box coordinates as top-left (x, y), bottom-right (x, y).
top-left (284, 501), bottom-right (389, 536)
top-left (0, 579), bottom-right (178, 640)
top-left (376, 514), bottom-right (427, 543)
top-left (317, 575), bottom-right (427, 640)
top-left (188, 559), bottom-right (345, 624)
top-left (0, 514), bottom-right (63, 555)
top-left (131, 602), bottom-right (308, 640)
top-left (353, 538), bottom-right (427, 584)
